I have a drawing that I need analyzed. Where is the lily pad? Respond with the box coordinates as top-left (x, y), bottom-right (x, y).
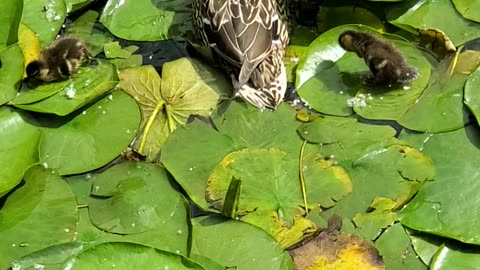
top-left (13, 60), bottom-right (118, 116)
top-left (430, 243), bottom-right (480, 270)
top-left (119, 58), bottom-right (230, 161)
top-left (66, 0), bottom-right (93, 13)
top-left (464, 66), bottom-right (480, 125)
top-left (89, 161), bottom-right (190, 239)
top-left (206, 148), bottom-right (351, 247)
top-left (66, 173), bottom-right (189, 255)
top-left (299, 116), bottom-right (434, 239)
top-left (410, 233), bottom-right (445, 265)
top-left (65, 10), bottom-right (114, 56)
top-left (0, 44), bottom-right (24, 105)
top-left (0, 107), bottom-right (40, 197)
top-left (399, 126), bottom-right (480, 245)
top-left (13, 242), bottom-right (85, 270)
top-left (398, 72), bottom-right (470, 133)
top-left (0, 0), bottom-right (22, 49)
top-left (452, 0), bottom-right (480, 23)
top-left (191, 216), bottom-right (294, 270)
top-left (386, 0), bottom-right (480, 46)
top-left (100, 0), bottom-right (192, 41)
top-left (18, 23), bottom-right (41, 77)
top-left (298, 116), bottom-right (397, 164)
top-left (375, 224), bottom-right (427, 270)
top-left (211, 102), bottom-right (302, 155)
top-left (63, 242), bottom-right (205, 270)
top-left (289, 226), bottom-right (385, 270)
top-left (317, 6), bottom-right (384, 34)
top-left (38, 90), bottom-right (141, 175)
top-left (21, 0), bottom-right (66, 47)
top-left (352, 197), bottom-right (397, 240)
top-left (0, 166), bottom-right (78, 270)
top-left (161, 120), bottom-right (236, 210)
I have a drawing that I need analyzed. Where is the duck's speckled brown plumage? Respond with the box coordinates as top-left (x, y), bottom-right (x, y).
top-left (193, 0), bottom-right (290, 109)
top-left (338, 30), bottom-right (418, 86)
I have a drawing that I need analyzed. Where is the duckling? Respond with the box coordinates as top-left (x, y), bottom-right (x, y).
top-left (338, 30), bottom-right (418, 86)
top-left (193, 0), bottom-right (290, 109)
top-left (26, 36), bottom-right (91, 82)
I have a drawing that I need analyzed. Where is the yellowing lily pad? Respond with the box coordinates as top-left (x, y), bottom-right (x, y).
top-left (289, 225), bottom-right (385, 270)
top-left (119, 58), bottom-right (230, 161)
top-left (17, 22), bottom-right (40, 78)
top-left (206, 148), bottom-right (351, 247)
top-left (386, 0), bottom-right (480, 46)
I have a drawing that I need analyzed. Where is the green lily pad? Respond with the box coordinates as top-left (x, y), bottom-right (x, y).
top-left (386, 0), bottom-right (480, 46)
top-left (103, 42), bottom-right (142, 69)
top-left (191, 216), bottom-right (294, 270)
top-left (66, 173), bottom-right (189, 255)
top-left (298, 116), bottom-right (397, 164)
top-left (100, 0), bottom-right (192, 41)
top-left (452, 0), bottom-right (480, 23)
top-left (162, 104), bottom-right (299, 199)
top-left (63, 242), bottom-right (205, 270)
top-left (0, 107), bottom-right (40, 197)
top-left (38, 90), bottom-right (141, 175)
top-left (13, 242), bottom-right (85, 270)
top-left (189, 254), bottom-right (225, 270)
top-left (375, 224), bottom-right (427, 270)
top-left (0, 0), bottom-right (22, 49)
top-left (89, 162), bottom-right (190, 239)
top-left (104, 42), bottom-right (138, 59)
top-left (0, 44), bottom-right (24, 105)
top-left (119, 58), bottom-right (230, 161)
top-left (206, 147), bottom-right (351, 247)
top-left (430, 243), bottom-right (480, 270)
top-left (410, 233), bottom-right (444, 266)
top-left (0, 166), bottom-right (78, 270)
top-left (317, 6), bottom-right (384, 34)
top-left (13, 60), bottom-right (118, 116)
top-left (161, 120), bottom-right (236, 210)
top-left (21, 0), bottom-right (66, 47)
top-left (353, 197), bottom-right (397, 240)
top-left (464, 66), bottom-right (480, 125)
top-left (11, 80), bottom-right (70, 105)
top-left (65, 10), bottom-right (114, 56)
top-left (398, 73), bottom-right (470, 133)
top-left (299, 116), bottom-right (434, 239)
top-left (66, 0), bottom-right (93, 13)
top-left (296, 52), bottom-right (366, 116)
top-left (211, 102), bottom-right (302, 156)
top-left (399, 126), bottom-right (480, 245)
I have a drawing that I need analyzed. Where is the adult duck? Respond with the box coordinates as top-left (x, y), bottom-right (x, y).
top-left (193, 0), bottom-right (290, 109)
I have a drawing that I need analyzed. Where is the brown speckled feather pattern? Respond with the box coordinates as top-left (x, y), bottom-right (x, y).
top-left (193, 0), bottom-right (289, 109)
top-left (338, 31), bottom-right (418, 85)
